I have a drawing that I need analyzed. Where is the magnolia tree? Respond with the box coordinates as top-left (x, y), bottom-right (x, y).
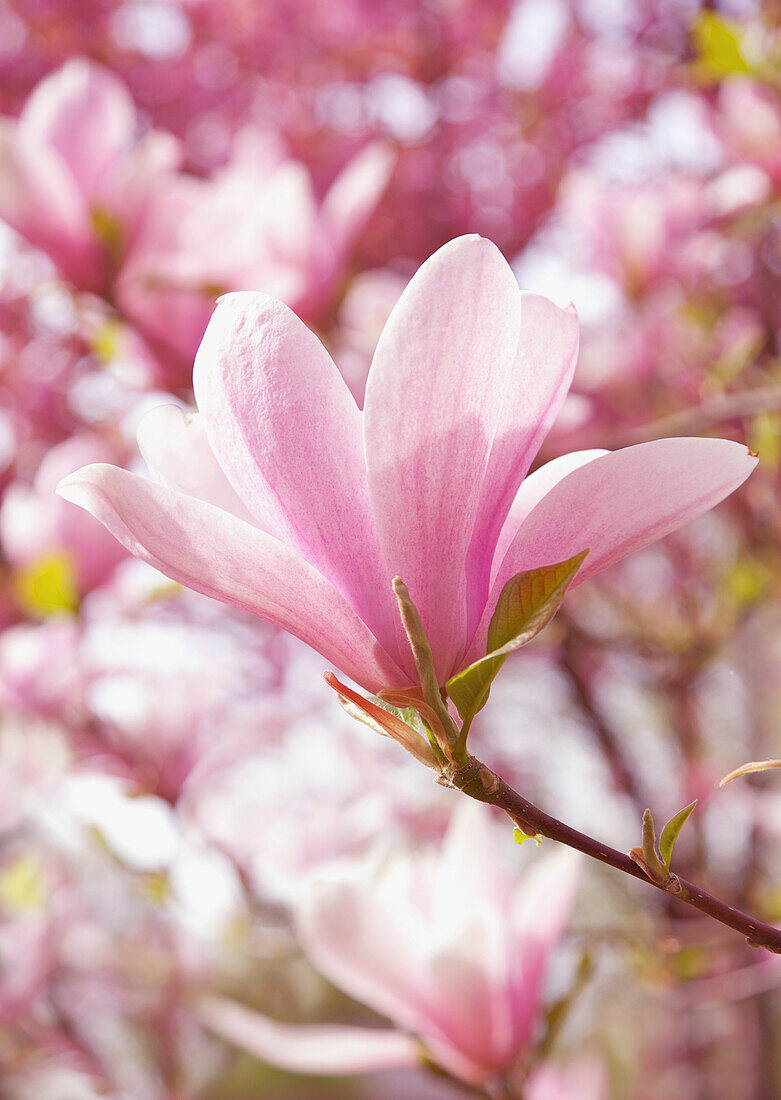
top-left (0, 4), bottom-right (781, 1100)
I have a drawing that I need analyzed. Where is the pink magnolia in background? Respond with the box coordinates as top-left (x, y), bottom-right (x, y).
top-left (116, 133), bottom-right (395, 369)
top-left (332, 267), bottom-right (407, 406)
top-left (200, 801), bottom-right (582, 1086)
top-left (0, 59), bottom-right (180, 293)
top-left (1, 433), bottom-right (128, 606)
top-left (59, 235), bottom-right (756, 697)
top-left (558, 170), bottom-right (706, 295)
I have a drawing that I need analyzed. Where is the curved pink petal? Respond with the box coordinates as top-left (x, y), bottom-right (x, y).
top-left (137, 404), bottom-right (255, 523)
top-left (507, 848), bottom-right (582, 1053)
top-left (363, 235), bottom-right (523, 682)
top-left (467, 438), bottom-right (757, 663)
top-left (320, 141), bottom-right (396, 258)
top-left (491, 449), bottom-right (609, 582)
top-left (198, 995), bottom-right (419, 1076)
top-left (21, 58), bottom-right (135, 201)
top-left (0, 120), bottom-right (99, 286)
top-left (193, 291), bottom-right (401, 668)
top-left (466, 295), bottom-right (580, 618)
top-left (298, 874), bottom-right (491, 1083)
top-left (102, 129), bottom-right (182, 247)
top-left (56, 464), bottom-right (405, 693)
top-left (115, 175), bottom-right (214, 365)
top-left (511, 847), bottom-right (582, 945)
top-left (251, 162), bottom-right (318, 274)
top-left (423, 947), bottom-right (512, 1079)
top-left (298, 877), bottom-right (435, 1036)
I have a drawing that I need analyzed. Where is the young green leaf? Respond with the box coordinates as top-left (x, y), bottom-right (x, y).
top-left (446, 550), bottom-right (588, 732)
top-left (659, 800), bottom-right (697, 870)
top-left (513, 828), bottom-right (542, 847)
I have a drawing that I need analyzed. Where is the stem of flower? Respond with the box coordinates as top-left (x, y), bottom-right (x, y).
top-left (443, 755), bottom-right (781, 954)
top-left (392, 577), bottom-right (460, 753)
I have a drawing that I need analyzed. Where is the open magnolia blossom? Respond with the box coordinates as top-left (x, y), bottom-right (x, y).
top-left (58, 235), bottom-right (757, 718)
top-left (199, 801), bottom-right (583, 1087)
top-left (1, 433), bottom-right (128, 605)
top-left (0, 58), bottom-right (180, 292)
top-left (116, 132), bottom-right (395, 367)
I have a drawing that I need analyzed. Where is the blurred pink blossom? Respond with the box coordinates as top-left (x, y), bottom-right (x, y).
top-left (1, 433), bottom-right (128, 605)
top-left (117, 133), bottom-right (395, 369)
top-left (559, 169), bottom-right (706, 295)
top-left (201, 801), bottom-right (581, 1084)
top-left (0, 59), bottom-right (181, 292)
top-left (332, 266), bottom-right (407, 406)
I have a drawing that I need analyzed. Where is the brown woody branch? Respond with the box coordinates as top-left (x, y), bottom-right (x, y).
top-left (443, 756), bottom-right (781, 954)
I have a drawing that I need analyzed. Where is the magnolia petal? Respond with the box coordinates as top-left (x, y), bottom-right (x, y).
top-left (468, 438), bottom-right (757, 663)
top-left (526, 1058), bottom-right (608, 1100)
top-left (193, 292), bottom-right (401, 665)
top-left (56, 463), bottom-right (405, 693)
top-left (320, 141), bottom-right (396, 257)
top-left (298, 877), bottom-right (434, 1040)
top-left (298, 882), bottom-right (488, 1084)
top-left (504, 847), bottom-right (582, 1058)
top-left (21, 58), bottom-right (136, 200)
top-left (491, 450), bottom-right (608, 584)
top-left (115, 175), bottom-right (214, 364)
top-left (511, 846), bottom-right (582, 945)
top-left (467, 295), bottom-right (580, 616)
top-left (0, 120), bottom-right (98, 286)
top-left (137, 404), bottom-right (255, 523)
top-left (363, 235), bottom-right (523, 683)
top-left (198, 995), bottom-right (419, 1076)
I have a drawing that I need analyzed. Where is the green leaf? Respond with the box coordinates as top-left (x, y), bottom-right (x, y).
top-left (446, 550), bottom-right (588, 730)
top-left (659, 800), bottom-right (697, 870)
top-left (513, 828), bottom-right (542, 847)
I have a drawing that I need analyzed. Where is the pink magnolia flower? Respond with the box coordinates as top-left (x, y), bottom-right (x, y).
top-left (200, 801), bottom-right (581, 1085)
top-left (75, 568), bottom-right (293, 801)
top-left (0, 59), bottom-right (180, 292)
top-left (2, 433), bottom-right (128, 606)
top-left (58, 236), bottom-right (757, 695)
top-left (559, 169), bottom-right (706, 294)
top-left (116, 132), bottom-right (394, 369)
top-left (0, 619), bottom-right (83, 722)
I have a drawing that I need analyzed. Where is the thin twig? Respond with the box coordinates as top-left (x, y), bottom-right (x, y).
top-left (601, 383), bottom-right (781, 449)
top-left (387, 578), bottom-right (781, 954)
top-left (559, 627), bottom-right (651, 809)
top-left (442, 755), bottom-right (781, 953)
